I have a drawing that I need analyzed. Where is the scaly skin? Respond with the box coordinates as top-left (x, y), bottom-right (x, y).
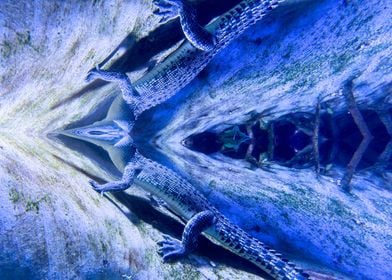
top-left (87, 0), bottom-right (282, 118)
top-left (90, 151), bottom-right (309, 280)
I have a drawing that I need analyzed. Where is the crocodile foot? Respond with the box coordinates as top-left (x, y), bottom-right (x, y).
top-left (153, 0), bottom-right (183, 23)
top-left (89, 179), bottom-right (108, 195)
top-left (89, 179), bottom-right (128, 195)
top-left (157, 234), bottom-right (186, 261)
top-left (85, 65), bottom-right (104, 83)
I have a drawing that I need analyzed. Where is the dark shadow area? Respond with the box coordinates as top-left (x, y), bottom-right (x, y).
top-left (63, 94), bottom-right (117, 130)
top-left (51, 154), bottom-right (108, 184)
top-left (182, 131), bottom-right (222, 154)
top-left (51, 134), bottom-right (122, 178)
top-left (358, 110), bottom-right (390, 169)
top-left (0, 264), bottom-right (41, 280)
top-left (180, 102), bottom-right (391, 187)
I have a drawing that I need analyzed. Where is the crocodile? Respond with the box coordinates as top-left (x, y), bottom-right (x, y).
top-left (86, 0), bottom-right (283, 118)
top-left (90, 150), bottom-right (310, 279)
top-left (85, 0), bottom-right (312, 279)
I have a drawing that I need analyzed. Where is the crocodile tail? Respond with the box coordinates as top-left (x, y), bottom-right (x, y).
top-left (214, 216), bottom-right (310, 280)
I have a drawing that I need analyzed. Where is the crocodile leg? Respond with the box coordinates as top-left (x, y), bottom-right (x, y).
top-left (89, 152), bottom-right (144, 194)
top-left (153, 0), bottom-right (215, 51)
top-left (340, 79), bottom-right (374, 191)
top-left (85, 65), bottom-right (141, 109)
top-left (157, 210), bottom-right (216, 261)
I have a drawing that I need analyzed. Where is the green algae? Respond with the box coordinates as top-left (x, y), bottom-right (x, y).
top-left (7, 186), bottom-right (50, 214)
top-left (25, 195), bottom-right (50, 214)
top-left (8, 188), bottom-right (21, 203)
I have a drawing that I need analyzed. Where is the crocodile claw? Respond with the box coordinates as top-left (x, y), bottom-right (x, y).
top-left (89, 179), bottom-right (106, 196)
top-left (153, 0), bottom-right (183, 23)
top-left (85, 65), bottom-right (103, 83)
top-left (157, 234), bottom-right (185, 262)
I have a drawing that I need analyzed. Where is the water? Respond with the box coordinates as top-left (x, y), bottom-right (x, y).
top-left (1, 0), bottom-right (391, 279)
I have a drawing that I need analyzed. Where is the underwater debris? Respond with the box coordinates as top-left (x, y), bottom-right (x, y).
top-left (184, 86), bottom-right (391, 190)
